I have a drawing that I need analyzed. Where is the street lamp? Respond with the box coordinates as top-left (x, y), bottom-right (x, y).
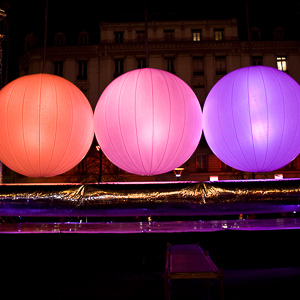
top-left (0, 9), bottom-right (6, 21)
top-left (173, 168), bottom-right (184, 178)
top-left (96, 145), bottom-right (103, 182)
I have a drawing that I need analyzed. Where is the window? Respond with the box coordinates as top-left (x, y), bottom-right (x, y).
top-left (77, 60), bottom-right (87, 80)
top-left (252, 56), bottom-right (263, 66)
top-left (54, 33), bottom-right (65, 46)
top-left (78, 32), bottom-right (89, 45)
top-left (193, 57), bottom-right (204, 76)
top-left (53, 61), bottom-right (63, 77)
top-left (196, 154), bottom-right (208, 172)
top-left (251, 27), bottom-right (261, 41)
top-left (112, 164), bottom-right (125, 175)
top-left (220, 161), bottom-right (232, 172)
top-left (215, 56), bottom-right (226, 75)
top-left (192, 30), bottom-right (201, 42)
top-left (274, 27), bottom-right (284, 40)
top-left (80, 88), bottom-right (88, 98)
top-left (23, 67), bottom-right (29, 75)
top-left (165, 57), bottom-right (175, 74)
top-left (25, 33), bottom-right (38, 51)
top-left (114, 31), bottom-right (124, 43)
top-left (193, 85), bottom-right (206, 107)
top-left (136, 31), bottom-right (145, 42)
top-left (164, 30), bottom-right (174, 41)
top-left (285, 160), bottom-right (296, 170)
top-left (137, 58), bottom-right (146, 69)
top-left (214, 29), bottom-right (224, 41)
top-left (78, 159), bottom-right (87, 173)
top-left (277, 56), bottom-right (288, 72)
top-left (114, 59), bottom-right (124, 78)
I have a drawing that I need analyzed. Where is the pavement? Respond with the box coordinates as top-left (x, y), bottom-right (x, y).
top-left (1, 217), bottom-right (300, 233)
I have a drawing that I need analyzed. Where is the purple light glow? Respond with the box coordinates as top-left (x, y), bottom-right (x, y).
top-left (1, 219), bottom-right (300, 233)
top-left (203, 66), bottom-right (300, 172)
top-left (94, 68), bottom-right (202, 176)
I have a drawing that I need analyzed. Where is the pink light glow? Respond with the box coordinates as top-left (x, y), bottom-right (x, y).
top-left (94, 68), bottom-right (202, 176)
top-left (203, 66), bottom-right (300, 172)
top-left (0, 74), bottom-right (94, 177)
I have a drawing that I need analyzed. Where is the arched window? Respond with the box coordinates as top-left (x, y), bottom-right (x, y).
top-left (250, 27), bottom-right (261, 41)
top-left (78, 31), bottom-right (89, 45)
top-left (54, 32), bottom-right (65, 46)
top-left (274, 27), bottom-right (284, 40)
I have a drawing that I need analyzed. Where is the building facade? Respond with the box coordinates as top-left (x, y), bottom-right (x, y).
top-left (15, 18), bottom-right (300, 183)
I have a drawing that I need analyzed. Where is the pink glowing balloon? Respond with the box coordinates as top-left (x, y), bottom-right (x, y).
top-left (94, 68), bottom-right (202, 175)
top-left (0, 74), bottom-right (94, 177)
top-left (203, 66), bottom-right (300, 172)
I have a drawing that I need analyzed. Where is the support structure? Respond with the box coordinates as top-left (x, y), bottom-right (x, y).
top-left (164, 243), bottom-right (224, 300)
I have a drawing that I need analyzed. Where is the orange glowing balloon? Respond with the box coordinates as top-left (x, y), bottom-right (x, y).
top-left (0, 74), bottom-right (94, 177)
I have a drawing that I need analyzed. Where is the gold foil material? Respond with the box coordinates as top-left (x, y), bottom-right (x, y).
top-left (0, 179), bottom-right (300, 216)
top-left (202, 179), bottom-right (300, 201)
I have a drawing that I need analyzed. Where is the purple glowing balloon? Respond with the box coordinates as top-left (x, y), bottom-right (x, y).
top-left (94, 68), bottom-right (202, 175)
top-left (203, 66), bottom-right (300, 172)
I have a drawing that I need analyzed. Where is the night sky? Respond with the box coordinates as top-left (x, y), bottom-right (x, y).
top-left (1, 0), bottom-right (300, 81)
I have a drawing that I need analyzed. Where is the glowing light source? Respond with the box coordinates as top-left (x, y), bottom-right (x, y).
top-left (209, 176), bottom-right (219, 181)
top-left (203, 66), bottom-right (300, 172)
top-left (0, 74), bottom-right (94, 177)
top-left (173, 168), bottom-right (184, 177)
top-left (94, 68), bottom-right (202, 176)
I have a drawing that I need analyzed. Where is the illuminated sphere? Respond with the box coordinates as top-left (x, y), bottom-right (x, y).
top-left (203, 66), bottom-right (300, 172)
top-left (0, 74), bottom-right (94, 177)
top-left (94, 68), bottom-right (202, 175)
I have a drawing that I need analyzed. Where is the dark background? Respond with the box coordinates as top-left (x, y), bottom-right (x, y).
top-left (1, 0), bottom-right (300, 82)
top-left (1, 229), bottom-right (300, 299)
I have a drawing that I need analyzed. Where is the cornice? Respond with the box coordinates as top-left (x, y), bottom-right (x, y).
top-left (19, 40), bottom-right (300, 62)
top-left (46, 45), bottom-right (99, 56)
top-left (20, 45), bottom-right (99, 61)
top-left (100, 41), bottom-right (242, 55)
top-left (100, 40), bottom-right (300, 56)
top-left (99, 18), bottom-right (238, 29)
top-left (248, 40), bottom-right (300, 53)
